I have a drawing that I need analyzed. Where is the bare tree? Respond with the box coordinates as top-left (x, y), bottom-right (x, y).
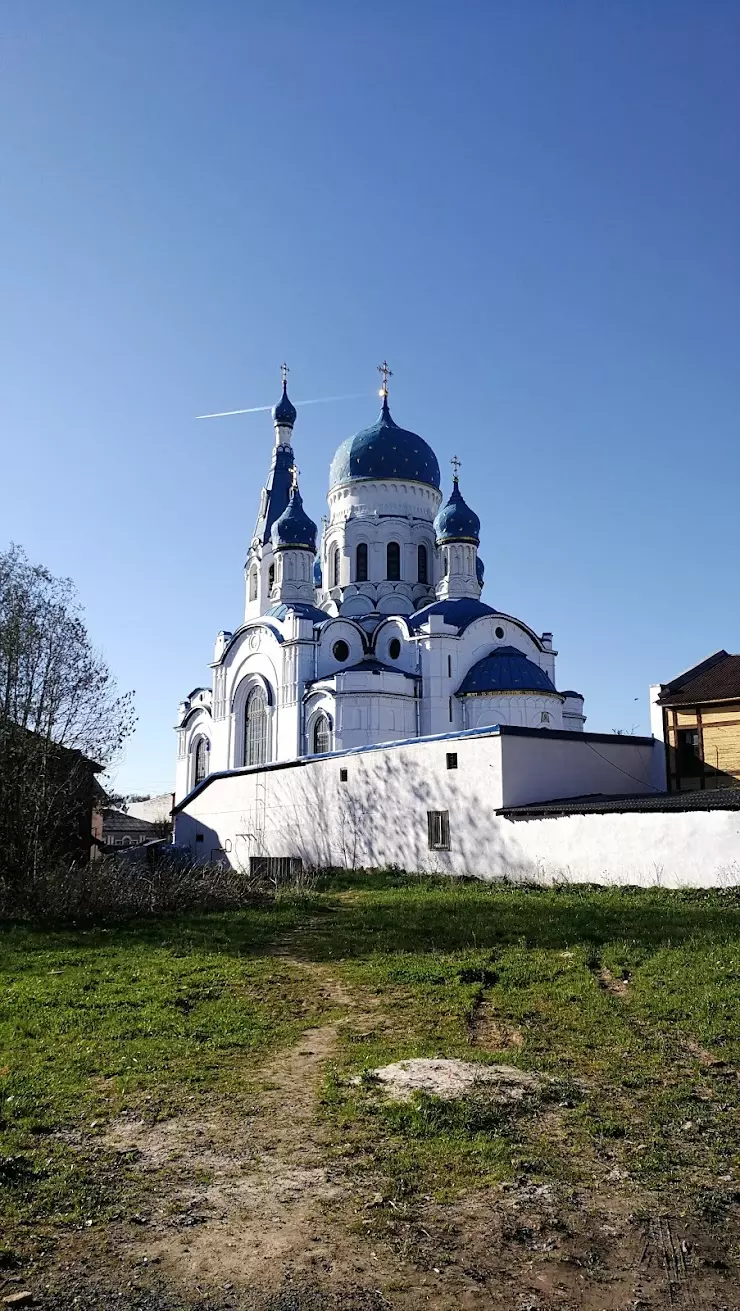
top-left (0, 544), bottom-right (136, 889)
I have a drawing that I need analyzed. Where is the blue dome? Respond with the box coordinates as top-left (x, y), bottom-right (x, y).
top-left (272, 381), bottom-right (297, 429)
top-left (329, 398), bottom-right (440, 489)
top-left (434, 478), bottom-right (480, 544)
top-left (406, 597), bottom-right (497, 634)
top-left (266, 602), bottom-right (328, 625)
top-left (476, 555), bottom-right (485, 586)
top-left (313, 553), bottom-right (323, 588)
top-left (457, 646), bottom-right (559, 696)
top-left (271, 487), bottom-right (317, 551)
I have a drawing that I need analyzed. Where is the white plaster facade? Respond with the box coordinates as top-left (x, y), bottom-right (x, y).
top-left (174, 725), bottom-right (738, 888)
top-left (174, 381), bottom-right (586, 803)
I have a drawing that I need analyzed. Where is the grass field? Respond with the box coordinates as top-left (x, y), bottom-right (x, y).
top-left (1, 874), bottom-right (739, 1309)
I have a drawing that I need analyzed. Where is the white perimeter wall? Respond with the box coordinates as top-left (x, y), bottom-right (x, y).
top-left (175, 730), bottom-right (740, 888)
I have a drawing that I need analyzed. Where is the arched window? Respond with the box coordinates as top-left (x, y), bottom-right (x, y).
top-left (244, 685), bottom-right (268, 766)
top-left (268, 564), bottom-right (275, 592)
top-left (194, 736), bottom-right (209, 785)
top-left (386, 541), bottom-right (401, 581)
top-left (332, 546), bottom-right (340, 588)
top-left (356, 542), bottom-right (368, 582)
top-left (248, 568), bottom-right (258, 601)
top-left (417, 544), bottom-right (428, 584)
top-left (312, 712), bottom-right (331, 755)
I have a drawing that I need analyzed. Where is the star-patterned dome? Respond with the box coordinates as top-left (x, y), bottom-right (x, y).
top-left (272, 379), bottom-right (297, 429)
top-left (271, 486), bottom-right (317, 552)
top-left (329, 397), bottom-right (440, 489)
top-left (434, 477), bottom-right (480, 544)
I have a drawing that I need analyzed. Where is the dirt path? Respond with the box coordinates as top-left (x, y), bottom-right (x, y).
top-left (36, 958), bottom-right (739, 1311)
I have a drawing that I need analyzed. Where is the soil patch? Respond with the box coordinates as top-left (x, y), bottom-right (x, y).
top-left (355, 1057), bottom-right (539, 1103)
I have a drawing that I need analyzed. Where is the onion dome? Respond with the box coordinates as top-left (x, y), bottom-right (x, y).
top-left (329, 397), bottom-right (440, 488)
top-left (272, 378), bottom-right (297, 429)
top-left (476, 556), bottom-right (485, 586)
top-left (457, 647), bottom-right (559, 696)
top-left (271, 485), bottom-right (317, 552)
top-left (434, 476), bottom-right (480, 545)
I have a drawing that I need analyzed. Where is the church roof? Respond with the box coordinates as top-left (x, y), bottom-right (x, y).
top-left (271, 486), bottom-right (317, 551)
top-left (457, 646), bottom-right (559, 697)
top-left (266, 602), bottom-right (328, 625)
top-left (434, 477), bottom-right (480, 544)
top-left (329, 397), bottom-right (441, 489)
top-left (251, 443), bottom-right (295, 547)
top-left (406, 597), bottom-right (498, 634)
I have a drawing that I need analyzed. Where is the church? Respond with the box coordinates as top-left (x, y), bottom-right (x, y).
top-left (174, 365), bottom-right (586, 802)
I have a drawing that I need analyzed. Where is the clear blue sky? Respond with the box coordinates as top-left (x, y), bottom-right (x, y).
top-left (2, 2), bottom-right (739, 793)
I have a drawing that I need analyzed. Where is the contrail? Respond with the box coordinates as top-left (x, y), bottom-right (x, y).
top-left (196, 392), bottom-right (371, 420)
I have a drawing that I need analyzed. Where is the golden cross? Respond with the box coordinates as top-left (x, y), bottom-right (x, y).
top-left (377, 359), bottom-right (393, 398)
top-left (451, 455), bottom-right (461, 480)
top-left (281, 362), bottom-right (290, 385)
top-left (288, 463), bottom-right (299, 491)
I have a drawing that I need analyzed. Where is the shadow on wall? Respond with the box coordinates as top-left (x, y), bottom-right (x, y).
top-left (265, 748), bottom-right (533, 881)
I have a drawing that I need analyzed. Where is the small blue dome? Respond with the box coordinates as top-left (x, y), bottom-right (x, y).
top-left (434, 478), bottom-right (480, 544)
top-left (272, 380), bottom-right (297, 429)
top-left (271, 487), bottom-right (317, 551)
top-left (476, 555), bottom-right (485, 586)
top-left (313, 553), bottom-right (323, 588)
top-left (329, 398), bottom-right (440, 489)
top-left (457, 646), bottom-right (558, 696)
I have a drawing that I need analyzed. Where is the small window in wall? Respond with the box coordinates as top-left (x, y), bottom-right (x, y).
top-left (386, 541), bottom-right (401, 581)
top-left (417, 544), bottom-right (428, 584)
top-left (446, 752), bottom-right (458, 769)
top-left (356, 543), bottom-right (368, 582)
top-left (339, 768), bottom-right (348, 783)
top-left (332, 547), bottom-right (340, 588)
top-left (427, 810), bottom-right (450, 850)
top-left (268, 564), bottom-right (275, 591)
top-left (447, 655), bottom-right (452, 678)
top-left (389, 638), bottom-right (401, 660)
top-left (248, 568), bottom-right (258, 601)
top-left (540, 711), bottom-right (551, 724)
top-left (313, 712), bottom-right (331, 755)
top-left (196, 832), bottom-right (204, 843)
top-left (449, 696), bottom-right (453, 722)
top-left (332, 639), bottom-right (350, 662)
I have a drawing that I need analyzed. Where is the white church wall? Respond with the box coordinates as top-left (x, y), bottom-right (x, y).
top-left (175, 726), bottom-right (727, 887)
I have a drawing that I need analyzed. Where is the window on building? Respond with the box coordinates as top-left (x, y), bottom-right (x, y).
top-left (194, 736), bottom-right (209, 785)
top-left (339, 767), bottom-right (348, 783)
top-left (417, 544), bottom-right (428, 584)
top-left (447, 654), bottom-right (452, 678)
top-left (446, 752), bottom-right (458, 769)
top-left (427, 810), bottom-right (450, 850)
top-left (386, 541), bottom-right (401, 581)
top-left (331, 546), bottom-right (340, 588)
top-left (540, 711), bottom-right (551, 724)
top-left (248, 568), bottom-right (258, 601)
top-left (389, 638), bottom-right (401, 660)
top-left (678, 728), bottom-right (701, 775)
top-left (449, 696), bottom-right (453, 722)
top-left (268, 564), bottom-right (275, 591)
top-left (313, 712), bottom-right (331, 755)
top-left (332, 639), bottom-right (350, 662)
top-left (356, 543), bottom-right (368, 582)
top-left (244, 685), bottom-right (268, 766)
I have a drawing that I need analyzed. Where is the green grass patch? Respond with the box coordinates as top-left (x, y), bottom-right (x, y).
top-left (1, 875), bottom-right (739, 1245)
